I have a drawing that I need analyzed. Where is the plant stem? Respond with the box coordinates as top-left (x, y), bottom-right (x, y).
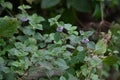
top-left (100, 1), bottom-right (104, 21)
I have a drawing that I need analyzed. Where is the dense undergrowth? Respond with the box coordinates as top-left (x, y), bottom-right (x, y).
top-left (0, 0), bottom-right (120, 80)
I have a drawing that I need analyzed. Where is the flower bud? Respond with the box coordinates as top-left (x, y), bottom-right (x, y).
top-left (56, 26), bottom-right (63, 32)
top-left (82, 38), bottom-right (89, 44)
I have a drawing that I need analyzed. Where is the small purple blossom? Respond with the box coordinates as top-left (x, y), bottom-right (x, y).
top-left (20, 17), bottom-right (28, 22)
top-left (82, 38), bottom-right (89, 44)
top-left (56, 26), bottom-right (63, 32)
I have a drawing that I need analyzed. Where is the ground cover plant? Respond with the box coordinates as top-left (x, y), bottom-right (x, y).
top-left (0, 0), bottom-right (120, 80)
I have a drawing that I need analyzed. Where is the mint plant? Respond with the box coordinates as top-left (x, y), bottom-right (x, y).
top-left (0, 3), bottom-right (120, 80)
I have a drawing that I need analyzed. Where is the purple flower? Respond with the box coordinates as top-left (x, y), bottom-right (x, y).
top-left (82, 38), bottom-right (89, 44)
top-left (20, 17), bottom-right (28, 22)
top-left (56, 26), bottom-right (63, 32)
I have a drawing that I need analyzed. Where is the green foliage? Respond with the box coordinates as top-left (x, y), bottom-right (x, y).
top-left (95, 39), bottom-right (107, 54)
top-left (0, 2), bottom-right (120, 80)
top-left (0, 16), bottom-right (19, 37)
top-left (0, 1), bottom-right (13, 10)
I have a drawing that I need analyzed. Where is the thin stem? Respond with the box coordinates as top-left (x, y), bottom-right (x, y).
top-left (100, 1), bottom-right (104, 21)
top-left (5, 9), bottom-right (14, 17)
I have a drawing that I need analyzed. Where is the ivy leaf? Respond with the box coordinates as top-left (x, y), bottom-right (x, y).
top-left (95, 39), bottom-right (107, 54)
top-left (41, 0), bottom-right (61, 9)
top-left (0, 17), bottom-right (19, 37)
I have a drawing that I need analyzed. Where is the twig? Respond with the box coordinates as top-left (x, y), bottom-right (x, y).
top-left (73, 10), bottom-right (87, 28)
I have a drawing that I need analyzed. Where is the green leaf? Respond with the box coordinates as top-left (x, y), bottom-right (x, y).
top-left (71, 52), bottom-right (85, 64)
top-left (54, 32), bottom-right (61, 42)
top-left (48, 15), bottom-right (61, 26)
top-left (18, 4), bottom-right (31, 10)
top-left (15, 42), bottom-right (26, 49)
top-left (86, 31), bottom-right (94, 37)
top-left (90, 73), bottom-right (99, 80)
top-left (22, 26), bottom-right (35, 36)
top-left (60, 76), bottom-right (66, 80)
top-left (95, 39), bottom-right (107, 54)
top-left (41, 0), bottom-right (61, 9)
top-left (81, 65), bottom-right (88, 77)
top-left (0, 17), bottom-right (19, 37)
top-left (28, 37), bottom-right (37, 45)
top-left (34, 33), bottom-right (44, 41)
top-left (103, 56), bottom-right (118, 65)
top-left (77, 46), bottom-right (84, 52)
top-left (28, 14), bottom-right (45, 23)
top-left (5, 71), bottom-right (15, 80)
top-left (92, 4), bottom-right (101, 19)
top-left (64, 24), bottom-right (72, 30)
top-left (0, 39), bottom-right (6, 46)
top-left (66, 45), bottom-right (75, 49)
top-left (55, 58), bottom-right (69, 70)
top-left (9, 48), bottom-right (28, 57)
top-left (68, 73), bottom-right (78, 80)
top-left (1, 2), bottom-right (13, 10)
top-left (85, 56), bottom-right (102, 67)
top-left (87, 41), bottom-right (95, 50)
